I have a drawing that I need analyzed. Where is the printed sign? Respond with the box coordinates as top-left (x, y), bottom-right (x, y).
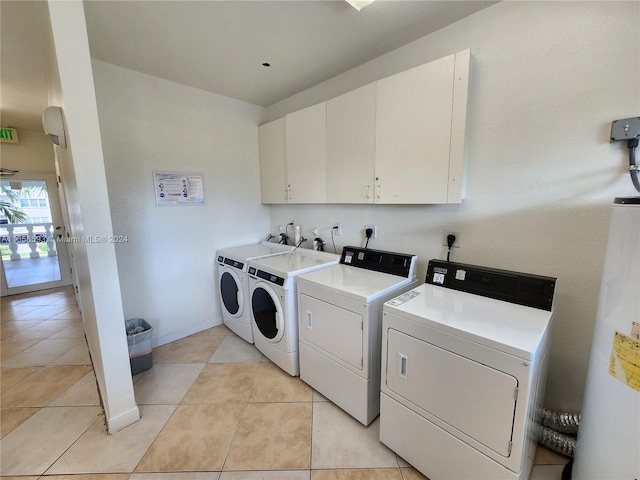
top-left (153, 172), bottom-right (204, 206)
top-left (0, 127), bottom-right (18, 144)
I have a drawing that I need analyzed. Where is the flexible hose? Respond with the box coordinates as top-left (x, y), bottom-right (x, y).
top-left (535, 423), bottom-right (577, 458)
top-left (629, 142), bottom-right (640, 193)
top-left (538, 407), bottom-right (581, 435)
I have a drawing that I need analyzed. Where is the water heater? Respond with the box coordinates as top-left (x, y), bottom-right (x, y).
top-left (572, 197), bottom-right (640, 479)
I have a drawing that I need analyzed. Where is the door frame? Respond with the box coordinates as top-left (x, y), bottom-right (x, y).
top-left (0, 172), bottom-right (72, 296)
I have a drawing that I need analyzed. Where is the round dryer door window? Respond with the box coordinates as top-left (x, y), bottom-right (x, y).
top-left (220, 271), bottom-right (243, 316)
top-left (251, 285), bottom-right (282, 340)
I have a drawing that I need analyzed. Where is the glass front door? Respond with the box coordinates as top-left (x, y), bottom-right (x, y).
top-left (0, 173), bottom-right (72, 295)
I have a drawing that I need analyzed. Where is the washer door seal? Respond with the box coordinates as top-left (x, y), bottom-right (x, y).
top-left (251, 283), bottom-right (284, 343)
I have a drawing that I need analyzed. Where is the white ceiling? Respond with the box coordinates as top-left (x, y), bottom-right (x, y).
top-left (1, 0), bottom-right (497, 132)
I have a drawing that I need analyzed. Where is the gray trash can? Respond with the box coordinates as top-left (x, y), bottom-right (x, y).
top-left (125, 318), bottom-right (153, 375)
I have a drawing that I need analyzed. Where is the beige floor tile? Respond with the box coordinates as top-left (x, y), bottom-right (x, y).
top-left (225, 402), bottom-right (312, 471)
top-left (1, 407), bottom-right (40, 437)
top-left (1, 366), bottom-right (40, 391)
top-left (49, 371), bottom-right (101, 406)
top-left (48, 341), bottom-right (92, 365)
top-left (313, 390), bottom-right (329, 402)
top-left (192, 324), bottom-right (230, 336)
top-left (131, 474), bottom-right (221, 480)
top-left (47, 404), bottom-right (176, 475)
top-left (51, 308), bottom-right (83, 320)
top-left (43, 476), bottom-right (130, 480)
top-left (399, 468), bottom-right (429, 480)
top-left (0, 304), bottom-right (46, 321)
top-left (136, 403), bottom-right (243, 472)
top-left (534, 445), bottom-right (570, 465)
top-left (220, 472), bottom-right (310, 480)
top-left (50, 322), bottom-right (87, 339)
top-left (15, 304), bottom-right (78, 320)
top-left (18, 318), bottom-right (78, 338)
top-left (311, 469), bottom-right (402, 480)
top-left (249, 362), bottom-right (313, 403)
top-left (2, 338), bottom-right (87, 367)
top-left (155, 334), bottom-right (224, 363)
top-left (8, 292), bottom-right (66, 307)
top-left (1, 319), bottom-right (46, 339)
top-left (134, 363), bottom-right (205, 404)
top-left (311, 402), bottom-right (397, 469)
top-left (529, 464), bottom-right (566, 480)
top-left (0, 338), bottom-right (43, 361)
top-left (209, 334), bottom-right (263, 363)
top-left (151, 343), bottom-right (172, 362)
top-left (0, 476), bottom-right (39, 480)
top-left (182, 363), bottom-right (260, 404)
top-left (0, 406), bottom-right (101, 476)
top-left (1, 365), bottom-right (92, 407)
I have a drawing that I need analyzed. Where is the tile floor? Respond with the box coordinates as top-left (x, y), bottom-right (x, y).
top-left (1, 286), bottom-right (570, 479)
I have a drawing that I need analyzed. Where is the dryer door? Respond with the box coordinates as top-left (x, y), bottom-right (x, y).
top-left (219, 268), bottom-right (244, 318)
top-left (251, 282), bottom-right (285, 343)
top-left (385, 328), bottom-right (518, 457)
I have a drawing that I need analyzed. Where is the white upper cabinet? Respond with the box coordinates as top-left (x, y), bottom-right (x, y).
top-left (259, 118), bottom-right (287, 204)
top-left (375, 49), bottom-right (469, 204)
top-left (285, 103), bottom-right (327, 203)
top-left (258, 49), bottom-right (471, 205)
top-left (326, 83), bottom-right (377, 204)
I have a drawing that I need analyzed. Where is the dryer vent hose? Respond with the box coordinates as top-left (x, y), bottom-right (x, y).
top-left (535, 407), bottom-right (581, 458)
top-left (534, 424), bottom-right (577, 458)
top-left (538, 407), bottom-right (581, 435)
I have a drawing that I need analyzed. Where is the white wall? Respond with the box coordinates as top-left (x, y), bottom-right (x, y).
top-left (0, 129), bottom-right (55, 172)
top-left (91, 61), bottom-right (269, 346)
top-left (264, 1), bottom-right (640, 410)
top-left (47, 0), bottom-right (139, 433)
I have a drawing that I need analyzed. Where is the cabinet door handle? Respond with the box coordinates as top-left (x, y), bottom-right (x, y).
top-left (365, 185), bottom-right (371, 199)
top-left (284, 189), bottom-right (288, 200)
top-left (306, 310), bottom-right (312, 329)
top-left (376, 184), bottom-right (381, 199)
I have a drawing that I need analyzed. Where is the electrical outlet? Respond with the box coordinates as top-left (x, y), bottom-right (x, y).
top-left (442, 230), bottom-right (461, 248)
top-left (333, 223), bottom-right (342, 236)
top-left (364, 224), bottom-right (377, 238)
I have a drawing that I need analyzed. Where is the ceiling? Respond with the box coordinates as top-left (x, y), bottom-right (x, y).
top-left (1, 0), bottom-right (497, 132)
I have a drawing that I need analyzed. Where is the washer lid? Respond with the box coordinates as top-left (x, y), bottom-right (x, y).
top-left (248, 249), bottom-right (340, 278)
top-left (384, 283), bottom-right (553, 360)
top-left (298, 264), bottom-right (416, 303)
top-left (217, 242), bottom-right (295, 266)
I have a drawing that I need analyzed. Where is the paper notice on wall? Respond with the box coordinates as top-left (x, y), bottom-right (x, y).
top-left (154, 172), bottom-right (204, 206)
top-left (609, 330), bottom-right (640, 392)
top-left (631, 322), bottom-right (640, 340)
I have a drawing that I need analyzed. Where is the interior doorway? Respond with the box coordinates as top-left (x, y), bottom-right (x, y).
top-left (0, 172), bottom-right (72, 296)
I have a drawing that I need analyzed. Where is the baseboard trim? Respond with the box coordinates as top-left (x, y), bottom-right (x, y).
top-left (106, 405), bottom-right (140, 434)
top-left (152, 315), bottom-right (223, 348)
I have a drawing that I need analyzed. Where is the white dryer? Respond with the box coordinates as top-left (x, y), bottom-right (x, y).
top-left (248, 249), bottom-right (339, 376)
top-left (296, 246), bottom-right (418, 425)
top-left (216, 242), bottom-right (294, 343)
top-left (380, 260), bottom-right (556, 480)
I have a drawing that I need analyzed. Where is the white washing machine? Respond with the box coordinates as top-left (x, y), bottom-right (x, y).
top-left (380, 260), bottom-right (556, 480)
top-left (248, 249), bottom-right (339, 376)
top-left (216, 241), bottom-right (294, 343)
top-left (296, 246), bottom-right (418, 425)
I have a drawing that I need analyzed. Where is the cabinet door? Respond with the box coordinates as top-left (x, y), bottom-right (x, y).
top-left (326, 83), bottom-right (376, 204)
top-left (286, 103), bottom-right (326, 203)
top-left (375, 53), bottom-right (456, 204)
top-left (259, 118), bottom-right (288, 204)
